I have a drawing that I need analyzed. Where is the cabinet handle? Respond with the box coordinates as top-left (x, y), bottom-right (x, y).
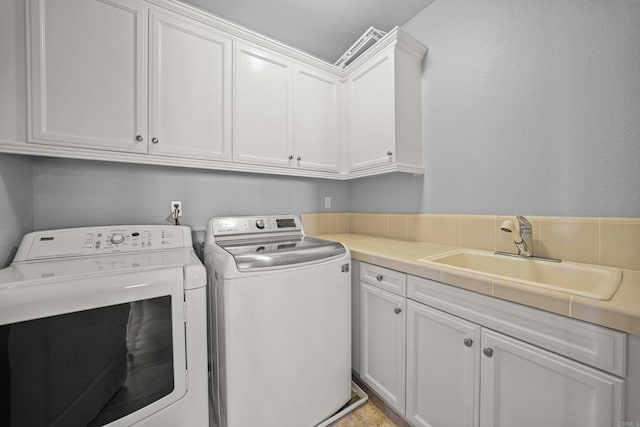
top-left (135, 135), bottom-right (143, 142)
top-left (376, 274), bottom-right (383, 281)
top-left (463, 338), bottom-right (473, 347)
top-left (394, 307), bottom-right (402, 314)
top-left (152, 137), bottom-right (159, 144)
top-left (297, 156), bottom-right (302, 161)
top-left (387, 151), bottom-right (393, 156)
top-left (483, 347), bottom-right (493, 357)
top-left (288, 155), bottom-right (294, 160)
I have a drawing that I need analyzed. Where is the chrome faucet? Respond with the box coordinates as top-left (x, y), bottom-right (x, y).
top-left (496, 216), bottom-right (561, 262)
top-left (500, 215), bottom-right (533, 257)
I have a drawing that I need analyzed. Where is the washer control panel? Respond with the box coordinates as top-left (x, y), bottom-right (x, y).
top-left (212, 215), bottom-right (301, 236)
top-left (18, 226), bottom-right (190, 261)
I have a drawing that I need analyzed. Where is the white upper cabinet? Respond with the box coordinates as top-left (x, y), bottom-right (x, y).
top-left (233, 44), bottom-right (340, 172)
top-left (149, 11), bottom-right (232, 161)
top-left (28, 0), bottom-right (147, 153)
top-left (345, 29), bottom-right (426, 177)
top-left (17, 2), bottom-right (427, 179)
top-left (293, 65), bottom-right (340, 172)
top-left (233, 42), bottom-right (294, 168)
top-left (347, 47), bottom-right (395, 171)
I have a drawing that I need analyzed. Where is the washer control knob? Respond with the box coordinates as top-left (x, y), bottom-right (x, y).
top-left (255, 219), bottom-right (265, 229)
top-left (111, 234), bottom-right (125, 244)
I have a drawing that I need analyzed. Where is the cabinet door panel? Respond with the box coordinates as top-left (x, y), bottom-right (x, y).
top-left (234, 43), bottom-right (293, 167)
top-left (360, 282), bottom-right (406, 414)
top-left (149, 12), bottom-right (231, 161)
top-left (406, 301), bottom-right (480, 427)
top-left (347, 47), bottom-right (395, 171)
top-left (480, 329), bottom-right (624, 427)
top-left (294, 66), bottom-right (339, 172)
top-left (29, 0), bottom-right (146, 152)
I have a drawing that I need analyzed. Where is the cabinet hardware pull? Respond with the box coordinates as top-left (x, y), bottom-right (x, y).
top-left (297, 156), bottom-right (302, 161)
top-left (288, 155), bottom-right (294, 160)
top-left (135, 135), bottom-right (143, 142)
top-left (483, 347), bottom-right (493, 357)
top-left (387, 151), bottom-right (393, 156)
top-left (376, 274), bottom-right (383, 281)
top-left (394, 307), bottom-right (402, 314)
top-left (463, 338), bottom-right (473, 347)
top-left (152, 137), bottom-right (159, 144)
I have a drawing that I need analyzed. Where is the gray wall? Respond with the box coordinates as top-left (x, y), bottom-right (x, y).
top-left (0, 154), bottom-right (34, 267)
top-left (32, 158), bottom-right (349, 231)
top-left (350, 0), bottom-right (640, 217)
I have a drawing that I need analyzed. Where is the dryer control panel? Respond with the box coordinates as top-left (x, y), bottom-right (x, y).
top-left (15, 226), bottom-right (192, 261)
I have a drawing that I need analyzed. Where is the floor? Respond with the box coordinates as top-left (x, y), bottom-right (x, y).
top-left (329, 377), bottom-right (409, 427)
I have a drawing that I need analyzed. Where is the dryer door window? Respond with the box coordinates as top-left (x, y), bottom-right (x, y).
top-left (0, 268), bottom-right (187, 426)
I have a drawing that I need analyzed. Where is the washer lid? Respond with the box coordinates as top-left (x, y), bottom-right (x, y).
top-left (217, 236), bottom-right (346, 270)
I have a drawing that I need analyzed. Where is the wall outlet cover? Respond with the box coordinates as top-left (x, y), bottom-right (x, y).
top-left (171, 200), bottom-right (183, 217)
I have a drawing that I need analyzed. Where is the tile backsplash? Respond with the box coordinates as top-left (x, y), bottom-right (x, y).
top-left (301, 212), bottom-right (640, 271)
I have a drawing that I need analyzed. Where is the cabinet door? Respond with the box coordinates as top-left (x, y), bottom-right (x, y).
top-left (149, 11), bottom-right (231, 161)
top-left (28, 0), bottom-right (147, 153)
top-left (293, 65), bottom-right (340, 172)
top-left (406, 301), bottom-right (480, 427)
top-left (347, 46), bottom-right (395, 171)
top-left (480, 329), bottom-right (624, 427)
top-left (360, 282), bottom-right (406, 414)
top-left (234, 42), bottom-right (293, 167)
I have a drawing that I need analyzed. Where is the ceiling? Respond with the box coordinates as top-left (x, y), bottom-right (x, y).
top-left (181, 0), bottom-right (435, 63)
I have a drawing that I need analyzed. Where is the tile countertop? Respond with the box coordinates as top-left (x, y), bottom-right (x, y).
top-left (318, 233), bottom-right (640, 336)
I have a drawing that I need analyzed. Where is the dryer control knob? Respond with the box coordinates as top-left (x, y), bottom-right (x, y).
top-left (111, 234), bottom-right (125, 244)
top-left (255, 219), bottom-right (265, 229)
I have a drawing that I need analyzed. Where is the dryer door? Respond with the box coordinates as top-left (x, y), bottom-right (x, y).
top-left (0, 267), bottom-right (187, 427)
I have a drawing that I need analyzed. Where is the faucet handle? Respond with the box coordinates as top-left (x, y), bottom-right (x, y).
top-left (516, 215), bottom-right (532, 232)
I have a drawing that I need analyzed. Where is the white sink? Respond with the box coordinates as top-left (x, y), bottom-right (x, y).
top-left (419, 250), bottom-right (622, 300)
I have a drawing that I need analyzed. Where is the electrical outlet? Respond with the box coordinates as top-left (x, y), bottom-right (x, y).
top-left (171, 200), bottom-right (183, 217)
top-left (324, 197), bottom-right (331, 209)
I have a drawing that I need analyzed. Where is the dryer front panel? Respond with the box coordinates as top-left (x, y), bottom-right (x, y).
top-left (0, 268), bottom-right (187, 427)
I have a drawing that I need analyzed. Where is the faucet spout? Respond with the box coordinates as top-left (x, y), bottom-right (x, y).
top-left (500, 216), bottom-right (533, 257)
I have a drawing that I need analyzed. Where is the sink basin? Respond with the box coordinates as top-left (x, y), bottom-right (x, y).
top-left (419, 250), bottom-right (622, 300)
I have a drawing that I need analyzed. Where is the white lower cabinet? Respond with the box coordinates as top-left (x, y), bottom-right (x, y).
top-left (356, 267), bottom-right (627, 426)
top-left (406, 301), bottom-right (480, 427)
top-left (480, 329), bottom-right (624, 427)
top-left (360, 282), bottom-right (406, 414)
top-left (405, 299), bottom-right (625, 427)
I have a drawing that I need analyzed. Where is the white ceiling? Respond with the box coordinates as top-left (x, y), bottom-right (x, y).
top-left (181, 0), bottom-right (435, 63)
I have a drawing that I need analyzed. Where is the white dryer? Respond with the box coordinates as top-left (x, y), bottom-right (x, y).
top-left (0, 225), bottom-right (208, 426)
top-left (204, 215), bottom-right (351, 427)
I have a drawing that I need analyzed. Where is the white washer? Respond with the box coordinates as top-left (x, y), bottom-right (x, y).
top-left (0, 225), bottom-right (208, 427)
top-left (204, 215), bottom-right (351, 427)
